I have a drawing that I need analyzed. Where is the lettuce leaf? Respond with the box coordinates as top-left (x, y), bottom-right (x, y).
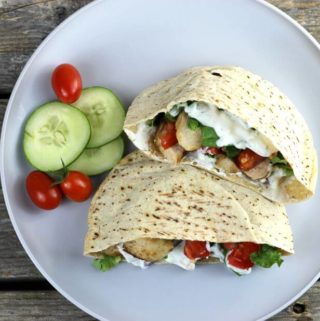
top-left (201, 126), bottom-right (219, 147)
top-left (92, 255), bottom-right (121, 272)
top-left (250, 245), bottom-right (283, 268)
top-left (187, 117), bottom-right (200, 130)
top-left (270, 153), bottom-right (287, 165)
top-left (270, 152), bottom-right (294, 177)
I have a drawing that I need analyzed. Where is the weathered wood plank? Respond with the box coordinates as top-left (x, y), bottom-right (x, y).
top-left (0, 99), bottom-right (42, 279)
top-left (0, 284), bottom-right (319, 321)
top-left (0, 291), bottom-right (94, 321)
top-left (269, 0), bottom-right (320, 41)
top-left (0, 0), bottom-right (320, 93)
top-left (0, 0), bottom-right (93, 93)
top-left (271, 282), bottom-right (320, 320)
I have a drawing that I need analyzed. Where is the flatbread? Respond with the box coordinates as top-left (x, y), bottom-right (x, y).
top-left (84, 151), bottom-right (293, 257)
top-left (124, 66), bottom-right (317, 203)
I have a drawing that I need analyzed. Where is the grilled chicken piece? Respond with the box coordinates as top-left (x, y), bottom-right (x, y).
top-left (161, 145), bottom-right (185, 163)
top-left (176, 112), bottom-right (202, 151)
top-left (215, 155), bottom-right (240, 173)
top-left (124, 238), bottom-right (174, 262)
top-left (154, 123), bottom-right (184, 163)
top-left (244, 159), bottom-right (271, 180)
top-left (101, 245), bottom-right (121, 256)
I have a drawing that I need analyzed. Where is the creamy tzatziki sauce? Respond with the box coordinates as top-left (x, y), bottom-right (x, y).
top-left (186, 149), bottom-right (216, 170)
top-left (117, 244), bottom-right (150, 269)
top-left (165, 241), bottom-right (195, 270)
top-left (183, 102), bottom-right (274, 157)
top-left (127, 122), bottom-right (156, 151)
top-left (210, 243), bottom-right (225, 262)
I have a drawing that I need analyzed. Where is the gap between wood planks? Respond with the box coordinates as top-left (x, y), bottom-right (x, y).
top-left (0, 93), bottom-right (11, 100)
top-left (0, 278), bottom-right (319, 291)
top-left (0, 279), bottom-right (53, 291)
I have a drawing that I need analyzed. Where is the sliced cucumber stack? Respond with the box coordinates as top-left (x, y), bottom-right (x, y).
top-left (68, 136), bottom-right (124, 176)
top-left (23, 102), bottom-right (91, 172)
top-left (72, 87), bottom-right (125, 148)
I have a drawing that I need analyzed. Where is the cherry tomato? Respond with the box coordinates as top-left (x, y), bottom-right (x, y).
top-left (184, 241), bottom-right (210, 260)
top-left (159, 121), bottom-right (178, 149)
top-left (235, 149), bottom-right (266, 171)
top-left (207, 147), bottom-right (223, 155)
top-left (227, 242), bottom-right (261, 269)
top-left (223, 243), bottom-right (237, 251)
top-left (51, 63), bottom-right (82, 103)
top-left (60, 171), bottom-right (93, 202)
top-left (26, 171), bottom-right (62, 210)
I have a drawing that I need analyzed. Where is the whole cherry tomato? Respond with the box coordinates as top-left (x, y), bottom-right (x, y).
top-left (26, 171), bottom-right (62, 210)
top-left (159, 121), bottom-right (178, 149)
top-left (51, 63), bottom-right (82, 103)
top-left (235, 149), bottom-right (266, 171)
top-left (226, 242), bottom-right (261, 269)
top-left (60, 171), bottom-right (93, 202)
top-left (184, 240), bottom-right (210, 260)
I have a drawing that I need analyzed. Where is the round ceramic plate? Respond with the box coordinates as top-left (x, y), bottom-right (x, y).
top-left (1, 0), bottom-right (319, 320)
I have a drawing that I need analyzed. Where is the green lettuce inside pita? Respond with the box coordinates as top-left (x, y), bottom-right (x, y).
top-left (85, 152), bottom-right (294, 275)
top-left (124, 66), bottom-right (317, 203)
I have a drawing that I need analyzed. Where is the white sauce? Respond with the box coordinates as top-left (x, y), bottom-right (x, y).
top-left (117, 244), bottom-right (150, 269)
top-left (165, 242), bottom-right (195, 270)
top-left (264, 168), bottom-right (286, 201)
top-left (128, 122), bottom-right (156, 151)
top-left (187, 149), bottom-right (216, 170)
top-left (183, 102), bottom-right (273, 157)
top-left (210, 243), bottom-right (225, 262)
top-left (168, 105), bottom-right (182, 117)
top-left (225, 252), bottom-right (252, 275)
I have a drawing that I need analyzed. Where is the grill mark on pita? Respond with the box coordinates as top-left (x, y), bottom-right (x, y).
top-left (85, 152), bottom-right (294, 256)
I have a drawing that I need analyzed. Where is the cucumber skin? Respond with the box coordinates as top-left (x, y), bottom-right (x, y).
top-left (23, 101), bottom-right (91, 171)
top-left (72, 87), bottom-right (126, 149)
top-left (68, 135), bottom-right (124, 176)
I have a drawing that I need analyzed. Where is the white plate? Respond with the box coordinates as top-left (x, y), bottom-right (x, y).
top-left (1, 0), bottom-right (320, 320)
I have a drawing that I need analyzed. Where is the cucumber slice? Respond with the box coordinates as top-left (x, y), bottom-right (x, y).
top-left (68, 136), bottom-right (124, 176)
top-left (23, 102), bottom-right (91, 171)
top-left (72, 87), bottom-right (125, 148)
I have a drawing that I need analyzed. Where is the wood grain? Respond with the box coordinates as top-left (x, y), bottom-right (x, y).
top-left (0, 284), bottom-right (319, 321)
top-left (0, 0), bottom-right (93, 93)
top-left (0, 291), bottom-right (94, 321)
top-left (0, 0), bottom-right (320, 93)
top-left (0, 99), bottom-right (42, 279)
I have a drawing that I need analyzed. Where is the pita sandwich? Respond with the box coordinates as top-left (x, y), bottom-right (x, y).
top-left (85, 151), bottom-right (293, 275)
top-left (124, 66), bottom-right (317, 203)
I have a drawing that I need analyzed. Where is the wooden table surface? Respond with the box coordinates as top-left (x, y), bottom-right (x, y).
top-left (0, 0), bottom-right (319, 320)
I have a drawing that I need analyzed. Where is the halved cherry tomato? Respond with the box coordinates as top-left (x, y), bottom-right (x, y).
top-left (223, 243), bottom-right (237, 251)
top-left (51, 63), bottom-right (82, 103)
top-left (26, 171), bottom-right (62, 210)
top-left (227, 242), bottom-right (261, 269)
top-left (184, 240), bottom-right (210, 260)
top-left (207, 147), bottom-right (223, 155)
top-left (159, 121), bottom-right (178, 149)
top-left (60, 171), bottom-right (93, 202)
top-left (235, 149), bottom-right (266, 171)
